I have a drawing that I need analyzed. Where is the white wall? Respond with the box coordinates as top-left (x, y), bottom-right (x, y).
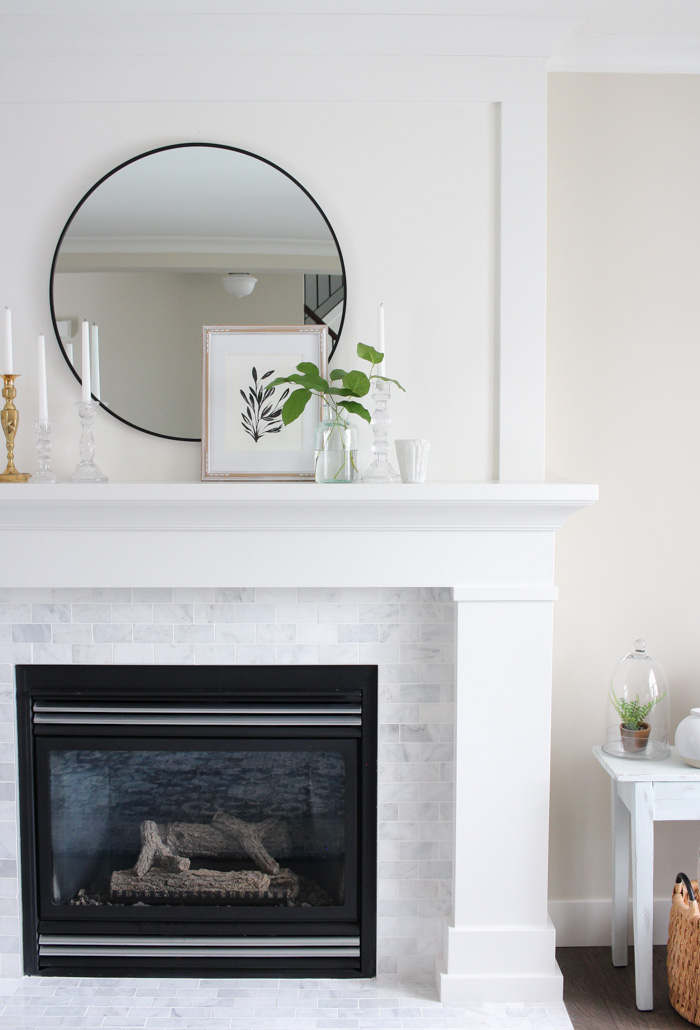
top-left (1, 98), bottom-right (496, 482)
top-left (547, 73), bottom-right (700, 943)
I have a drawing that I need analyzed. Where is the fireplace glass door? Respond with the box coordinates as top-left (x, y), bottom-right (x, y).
top-left (17, 664), bottom-right (377, 977)
top-left (40, 741), bottom-right (353, 913)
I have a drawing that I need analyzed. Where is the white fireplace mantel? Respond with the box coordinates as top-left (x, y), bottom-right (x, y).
top-left (1, 479), bottom-right (596, 1003)
top-left (0, 481), bottom-right (596, 589)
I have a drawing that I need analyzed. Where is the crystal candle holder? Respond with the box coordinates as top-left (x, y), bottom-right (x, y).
top-left (29, 418), bottom-right (59, 483)
top-left (362, 379), bottom-right (401, 484)
top-left (68, 401), bottom-right (108, 483)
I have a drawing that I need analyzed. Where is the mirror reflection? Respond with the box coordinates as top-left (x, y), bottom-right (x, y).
top-left (50, 144), bottom-right (346, 440)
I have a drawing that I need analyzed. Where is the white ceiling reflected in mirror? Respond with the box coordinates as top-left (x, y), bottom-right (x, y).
top-left (50, 143), bottom-right (346, 441)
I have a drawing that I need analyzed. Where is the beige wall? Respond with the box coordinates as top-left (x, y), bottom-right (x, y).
top-left (55, 270), bottom-right (303, 438)
top-left (547, 73), bottom-right (700, 941)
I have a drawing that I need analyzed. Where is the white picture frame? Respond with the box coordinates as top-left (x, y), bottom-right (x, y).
top-left (202, 325), bottom-right (328, 480)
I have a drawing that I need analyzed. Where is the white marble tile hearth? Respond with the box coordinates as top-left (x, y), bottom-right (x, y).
top-left (0, 976), bottom-right (573, 1029)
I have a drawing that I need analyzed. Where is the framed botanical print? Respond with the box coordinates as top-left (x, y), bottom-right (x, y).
top-left (201, 325), bottom-right (328, 480)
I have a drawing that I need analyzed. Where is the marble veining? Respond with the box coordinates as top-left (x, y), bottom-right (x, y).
top-left (0, 977), bottom-right (573, 1029)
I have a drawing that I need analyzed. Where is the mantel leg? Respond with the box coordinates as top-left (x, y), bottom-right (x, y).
top-left (436, 592), bottom-right (562, 1003)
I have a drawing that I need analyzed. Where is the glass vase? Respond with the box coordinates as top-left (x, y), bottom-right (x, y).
top-left (603, 638), bottom-right (670, 760)
top-left (314, 418), bottom-right (358, 483)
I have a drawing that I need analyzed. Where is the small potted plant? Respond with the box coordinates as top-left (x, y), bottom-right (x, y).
top-left (270, 343), bottom-right (405, 483)
top-left (609, 688), bottom-right (667, 753)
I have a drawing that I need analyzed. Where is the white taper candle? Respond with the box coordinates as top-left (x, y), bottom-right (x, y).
top-left (90, 323), bottom-right (101, 401)
top-left (38, 334), bottom-right (48, 421)
top-left (3, 307), bottom-right (13, 375)
top-left (377, 303), bottom-right (385, 376)
top-left (81, 320), bottom-right (91, 403)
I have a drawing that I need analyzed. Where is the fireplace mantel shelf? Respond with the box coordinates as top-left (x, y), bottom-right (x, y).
top-left (0, 481), bottom-right (596, 589)
top-left (0, 481), bottom-right (596, 531)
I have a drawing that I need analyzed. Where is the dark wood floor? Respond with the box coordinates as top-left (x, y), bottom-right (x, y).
top-left (557, 946), bottom-right (692, 1029)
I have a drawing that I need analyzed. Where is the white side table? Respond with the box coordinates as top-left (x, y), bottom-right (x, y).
top-left (593, 745), bottom-right (700, 1010)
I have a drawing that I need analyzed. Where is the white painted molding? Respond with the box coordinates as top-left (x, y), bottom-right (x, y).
top-left (437, 921), bottom-right (562, 1004)
top-left (5, 6), bottom-right (699, 75)
top-left (453, 585), bottom-right (558, 601)
top-left (549, 898), bottom-right (672, 948)
top-left (548, 34), bottom-right (700, 74)
top-left (0, 482), bottom-right (597, 532)
top-left (0, 13), bottom-right (579, 61)
top-left (0, 482), bottom-right (596, 589)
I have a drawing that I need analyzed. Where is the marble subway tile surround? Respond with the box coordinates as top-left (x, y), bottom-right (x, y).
top-left (0, 586), bottom-right (455, 981)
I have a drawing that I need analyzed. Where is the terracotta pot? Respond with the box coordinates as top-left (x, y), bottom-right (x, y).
top-left (620, 722), bottom-right (651, 753)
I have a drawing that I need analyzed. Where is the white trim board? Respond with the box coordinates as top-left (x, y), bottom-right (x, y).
top-left (550, 898), bottom-right (674, 948)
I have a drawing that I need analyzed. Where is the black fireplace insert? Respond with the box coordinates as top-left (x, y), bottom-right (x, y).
top-left (16, 664), bottom-right (377, 977)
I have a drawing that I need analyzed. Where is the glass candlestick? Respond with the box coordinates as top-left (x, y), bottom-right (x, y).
top-left (362, 378), bottom-right (401, 483)
top-left (0, 374), bottom-right (30, 482)
top-left (67, 401), bottom-right (108, 483)
top-left (29, 419), bottom-right (60, 483)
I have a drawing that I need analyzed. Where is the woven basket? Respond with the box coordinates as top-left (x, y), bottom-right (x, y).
top-left (668, 873), bottom-right (700, 1024)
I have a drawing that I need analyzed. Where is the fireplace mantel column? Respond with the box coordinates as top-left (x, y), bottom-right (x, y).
top-left (437, 585), bottom-right (562, 1004)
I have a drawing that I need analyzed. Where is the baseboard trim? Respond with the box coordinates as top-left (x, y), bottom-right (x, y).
top-left (549, 899), bottom-right (672, 947)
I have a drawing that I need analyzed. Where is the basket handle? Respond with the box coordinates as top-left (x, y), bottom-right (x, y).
top-left (675, 873), bottom-right (696, 901)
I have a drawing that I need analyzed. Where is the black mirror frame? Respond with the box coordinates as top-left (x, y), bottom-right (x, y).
top-left (49, 141), bottom-right (347, 442)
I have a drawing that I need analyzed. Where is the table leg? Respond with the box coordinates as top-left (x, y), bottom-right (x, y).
top-left (630, 783), bottom-right (654, 1011)
top-left (611, 781), bottom-right (630, 967)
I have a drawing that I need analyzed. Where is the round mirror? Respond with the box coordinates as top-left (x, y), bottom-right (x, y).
top-left (50, 143), bottom-right (346, 441)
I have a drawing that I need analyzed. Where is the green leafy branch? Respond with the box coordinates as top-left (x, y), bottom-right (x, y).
top-left (269, 342), bottom-right (405, 427)
top-left (609, 687), bottom-right (666, 730)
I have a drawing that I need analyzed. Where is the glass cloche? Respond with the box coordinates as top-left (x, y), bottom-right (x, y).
top-left (603, 639), bottom-right (670, 760)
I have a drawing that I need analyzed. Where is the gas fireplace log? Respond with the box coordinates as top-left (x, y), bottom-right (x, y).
top-left (110, 866), bottom-right (301, 904)
top-left (135, 814), bottom-right (285, 877)
top-left (134, 819), bottom-right (191, 878)
top-left (163, 822), bottom-right (237, 857)
top-left (163, 818), bottom-right (292, 861)
top-left (211, 812), bottom-right (281, 875)
top-left (161, 817), bottom-right (343, 860)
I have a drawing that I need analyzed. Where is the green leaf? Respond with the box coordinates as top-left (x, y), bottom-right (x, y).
top-left (342, 370), bottom-right (370, 397)
top-left (268, 375), bottom-right (293, 388)
top-left (296, 361), bottom-right (321, 376)
top-left (301, 374), bottom-right (330, 393)
top-left (339, 400), bottom-right (372, 423)
top-left (281, 372), bottom-right (330, 393)
top-left (329, 368), bottom-right (347, 381)
top-left (282, 388), bottom-right (312, 425)
top-left (357, 342), bottom-right (384, 365)
top-left (371, 374), bottom-right (406, 392)
top-left (328, 387), bottom-right (355, 397)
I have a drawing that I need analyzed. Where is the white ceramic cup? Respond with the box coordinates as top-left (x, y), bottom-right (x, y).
top-left (395, 439), bottom-right (430, 483)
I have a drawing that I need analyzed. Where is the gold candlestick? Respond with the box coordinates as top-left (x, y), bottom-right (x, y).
top-left (0, 374), bottom-right (30, 482)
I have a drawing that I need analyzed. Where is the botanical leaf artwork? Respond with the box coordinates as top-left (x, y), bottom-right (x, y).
top-left (240, 367), bottom-right (289, 443)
